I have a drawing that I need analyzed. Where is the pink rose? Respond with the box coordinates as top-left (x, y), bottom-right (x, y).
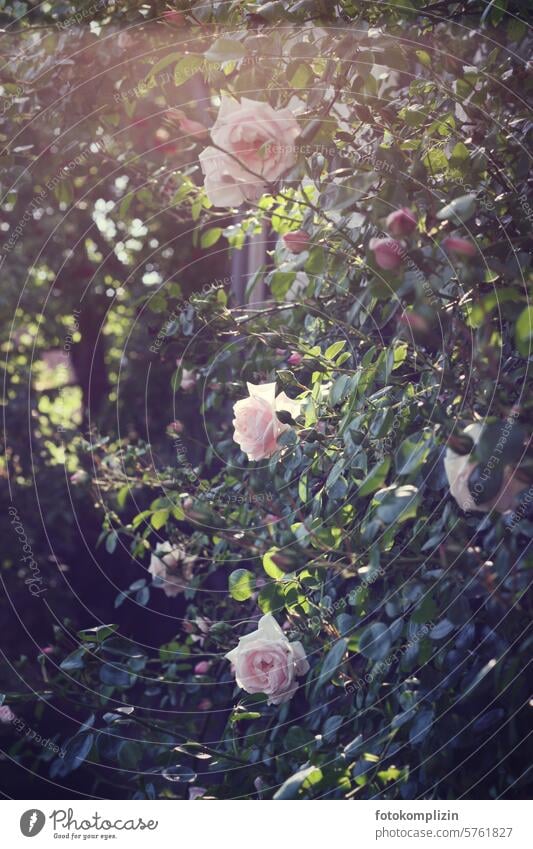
top-left (198, 699), bottom-right (212, 711)
top-left (200, 97), bottom-right (299, 207)
top-left (225, 613), bottom-right (309, 706)
top-left (287, 351), bottom-right (302, 366)
top-left (176, 361), bottom-right (196, 391)
top-left (194, 661), bottom-right (211, 675)
top-left (149, 541), bottom-right (196, 598)
top-left (442, 236), bottom-right (476, 257)
top-left (444, 423), bottom-right (527, 513)
top-left (283, 230), bottom-right (310, 254)
top-left (167, 109), bottom-right (208, 138)
top-left (232, 381), bottom-right (302, 461)
top-left (162, 10), bottom-right (185, 24)
top-left (0, 706), bottom-right (15, 723)
top-left (167, 420), bottom-right (184, 435)
top-left (369, 237), bottom-right (403, 270)
top-left (386, 208), bottom-right (417, 237)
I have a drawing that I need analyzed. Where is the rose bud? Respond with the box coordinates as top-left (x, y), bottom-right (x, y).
top-left (194, 661), bottom-right (211, 675)
top-left (287, 351), bottom-right (302, 366)
top-left (386, 207), bottom-right (417, 237)
top-left (369, 237), bottom-right (403, 270)
top-left (198, 699), bottom-right (212, 711)
top-left (442, 237), bottom-right (477, 257)
top-left (283, 230), bottom-right (310, 254)
top-left (162, 10), bottom-right (185, 25)
top-left (166, 109), bottom-right (208, 138)
top-left (167, 420), bottom-right (184, 435)
top-left (70, 470), bottom-right (89, 485)
top-left (398, 311), bottom-right (430, 334)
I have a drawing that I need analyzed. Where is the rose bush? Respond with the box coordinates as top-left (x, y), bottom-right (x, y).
top-left (1, 1), bottom-right (531, 804)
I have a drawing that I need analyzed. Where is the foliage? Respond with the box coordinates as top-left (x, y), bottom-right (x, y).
top-left (1, 0), bottom-right (531, 800)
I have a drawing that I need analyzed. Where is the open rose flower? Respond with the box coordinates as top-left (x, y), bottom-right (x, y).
top-left (369, 237), bottom-right (403, 270)
top-left (149, 541), bottom-right (196, 598)
top-left (444, 423), bottom-right (527, 513)
top-left (0, 705), bottom-right (15, 724)
top-left (225, 613), bottom-right (309, 705)
top-left (233, 382), bottom-right (301, 461)
top-left (386, 207), bottom-right (417, 237)
top-left (199, 97), bottom-right (300, 207)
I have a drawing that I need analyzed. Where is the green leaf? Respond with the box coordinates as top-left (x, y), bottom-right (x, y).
top-left (60, 647), bottom-right (87, 671)
top-left (257, 582), bottom-right (286, 614)
top-left (395, 432), bottom-right (433, 475)
top-left (515, 306), bottom-right (533, 357)
top-left (409, 708), bottom-right (434, 745)
top-left (204, 38), bottom-right (247, 63)
top-left (325, 340), bottom-right (346, 360)
top-left (146, 53), bottom-right (182, 84)
top-left (200, 228), bottom-right (223, 249)
top-left (162, 764), bottom-right (198, 783)
top-left (262, 549), bottom-right (285, 580)
top-left (326, 458), bottom-right (345, 492)
top-left (63, 732), bottom-right (94, 772)
top-left (150, 509), bottom-right (170, 530)
top-left (357, 457), bottom-right (390, 497)
top-left (329, 374), bottom-right (351, 406)
top-left (105, 531), bottom-right (118, 554)
top-left (317, 638), bottom-right (347, 689)
top-left (373, 485), bottom-right (420, 524)
top-left (358, 622), bottom-right (392, 661)
top-left (99, 664), bottom-right (134, 688)
top-left (270, 271), bottom-right (296, 300)
top-left (78, 624), bottom-right (119, 644)
top-left (228, 568), bottom-right (255, 601)
top-left (436, 194), bottom-right (476, 223)
top-left (273, 766), bottom-right (322, 800)
top-left (415, 49), bottom-right (431, 67)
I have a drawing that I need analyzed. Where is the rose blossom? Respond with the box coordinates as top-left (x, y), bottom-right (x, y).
top-left (199, 97), bottom-right (299, 207)
top-left (442, 236), bottom-right (477, 257)
top-left (444, 423), bottom-right (527, 513)
top-left (176, 360), bottom-right (196, 391)
top-left (167, 420), bottom-right (184, 435)
top-left (283, 230), bottom-right (310, 254)
top-left (194, 661), bottom-right (211, 675)
top-left (149, 541), bottom-right (196, 598)
top-left (386, 207), bottom-right (417, 237)
top-left (70, 470), bottom-right (89, 485)
top-left (232, 381), bottom-right (302, 461)
top-left (166, 108), bottom-right (208, 138)
top-left (225, 613), bottom-right (309, 705)
top-left (0, 705), bottom-right (15, 723)
top-left (369, 237), bottom-right (403, 270)
top-left (287, 351), bottom-right (302, 366)
top-left (162, 10), bottom-right (185, 24)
